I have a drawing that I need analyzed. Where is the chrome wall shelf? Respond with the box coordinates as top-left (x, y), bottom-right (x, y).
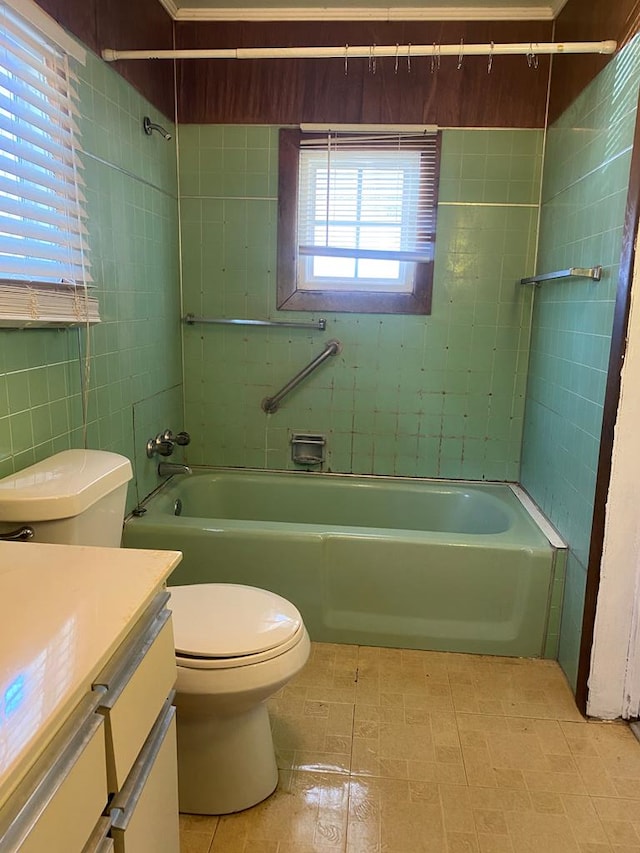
top-left (183, 314), bottom-right (326, 331)
top-left (520, 266), bottom-right (602, 285)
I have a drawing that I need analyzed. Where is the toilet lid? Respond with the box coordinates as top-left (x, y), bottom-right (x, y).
top-left (169, 583), bottom-right (303, 659)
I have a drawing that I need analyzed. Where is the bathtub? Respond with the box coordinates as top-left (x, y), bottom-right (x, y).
top-left (123, 469), bottom-right (563, 658)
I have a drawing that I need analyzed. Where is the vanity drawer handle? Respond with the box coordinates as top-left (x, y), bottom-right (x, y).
top-left (0, 707), bottom-right (106, 852)
top-left (110, 700), bottom-right (176, 832)
top-left (92, 605), bottom-right (176, 793)
top-left (93, 607), bottom-right (172, 707)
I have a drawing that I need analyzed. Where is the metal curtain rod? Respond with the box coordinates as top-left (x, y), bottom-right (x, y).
top-left (102, 40), bottom-right (617, 63)
top-left (184, 314), bottom-right (326, 331)
top-left (520, 266), bottom-right (603, 285)
top-left (262, 339), bottom-right (342, 413)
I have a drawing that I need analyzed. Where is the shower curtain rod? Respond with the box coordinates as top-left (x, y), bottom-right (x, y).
top-left (102, 40), bottom-right (617, 63)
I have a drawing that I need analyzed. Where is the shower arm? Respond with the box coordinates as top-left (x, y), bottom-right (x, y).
top-left (143, 116), bottom-right (172, 140)
top-left (262, 340), bottom-right (342, 414)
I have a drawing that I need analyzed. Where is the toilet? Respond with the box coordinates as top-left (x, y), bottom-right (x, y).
top-left (0, 450), bottom-right (310, 815)
top-left (169, 582), bottom-right (310, 814)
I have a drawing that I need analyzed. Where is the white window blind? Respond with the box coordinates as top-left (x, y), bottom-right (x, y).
top-left (297, 131), bottom-right (439, 283)
top-left (0, 0), bottom-right (97, 327)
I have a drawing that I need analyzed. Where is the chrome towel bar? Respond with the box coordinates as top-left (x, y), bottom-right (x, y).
top-left (520, 266), bottom-right (602, 285)
top-left (262, 340), bottom-right (342, 413)
top-left (183, 314), bottom-right (326, 331)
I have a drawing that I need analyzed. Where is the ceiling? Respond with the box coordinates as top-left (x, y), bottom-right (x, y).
top-left (157, 0), bottom-right (570, 22)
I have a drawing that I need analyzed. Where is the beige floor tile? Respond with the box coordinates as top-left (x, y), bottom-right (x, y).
top-left (449, 657), bottom-right (583, 720)
top-left (179, 830), bottom-right (214, 853)
top-left (291, 749), bottom-right (352, 775)
top-left (439, 783), bottom-right (609, 853)
top-left (347, 775), bottom-right (447, 852)
top-left (290, 643), bottom-right (358, 697)
top-left (179, 814), bottom-right (219, 834)
top-left (505, 808), bottom-right (582, 852)
top-left (591, 796), bottom-right (640, 846)
top-left (179, 814), bottom-right (218, 853)
top-left (559, 794), bottom-right (613, 846)
top-left (477, 833), bottom-right (516, 852)
top-left (270, 688), bottom-right (355, 775)
top-left (578, 845), bottom-right (614, 853)
top-left (562, 720), bottom-right (640, 799)
top-left (209, 770), bottom-right (348, 852)
top-left (354, 703), bottom-right (405, 726)
top-left (457, 712), bottom-right (588, 794)
top-left (351, 708), bottom-right (464, 784)
top-left (209, 841), bottom-right (278, 853)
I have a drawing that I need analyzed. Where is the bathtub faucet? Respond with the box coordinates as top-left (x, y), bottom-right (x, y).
top-left (158, 462), bottom-right (192, 477)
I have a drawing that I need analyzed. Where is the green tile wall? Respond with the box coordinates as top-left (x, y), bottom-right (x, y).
top-left (179, 127), bottom-right (542, 479)
top-left (521, 36), bottom-right (640, 689)
top-left (0, 48), bottom-right (183, 512)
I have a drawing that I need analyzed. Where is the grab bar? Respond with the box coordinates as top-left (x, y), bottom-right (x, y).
top-left (184, 314), bottom-right (326, 331)
top-left (262, 340), bottom-right (342, 413)
top-left (520, 266), bottom-right (602, 285)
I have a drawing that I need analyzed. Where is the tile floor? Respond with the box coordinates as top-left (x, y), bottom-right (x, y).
top-left (179, 643), bottom-right (640, 853)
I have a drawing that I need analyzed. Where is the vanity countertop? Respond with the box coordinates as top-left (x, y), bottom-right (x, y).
top-left (0, 541), bottom-right (181, 806)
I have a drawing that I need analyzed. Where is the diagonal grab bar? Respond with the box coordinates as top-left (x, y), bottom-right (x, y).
top-left (262, 340), bottom-right (342, 413)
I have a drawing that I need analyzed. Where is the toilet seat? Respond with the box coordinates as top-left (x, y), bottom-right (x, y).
top-left (169, 583), bottom-right (305, 670)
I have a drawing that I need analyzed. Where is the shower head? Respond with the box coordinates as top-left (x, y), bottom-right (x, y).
top-left (143, 116), bottom-right (172, 140)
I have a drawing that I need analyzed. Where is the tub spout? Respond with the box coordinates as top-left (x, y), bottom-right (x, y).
top-left (158, 462), bottom-right (192, 477)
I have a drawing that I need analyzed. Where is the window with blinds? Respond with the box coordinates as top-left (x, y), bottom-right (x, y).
top-left (0, 0), bottom-right (97, 327)
top-left (277, 127), bottom-right (441, 315)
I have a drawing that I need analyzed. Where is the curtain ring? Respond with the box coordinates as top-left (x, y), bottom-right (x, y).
top-left (394, 43), bottom-right (399, 74)
top-left (431, 42), bottom-right (441, 74)
top-left (369, 44), bottom-right (377, 75)
top-left (344, 43), bottom-right (348, 76)
top-left (488, 41), bottom-right (494, 74)
top-left (457, 38), bottom-right (464, 70)
top-left (527, 42), bottom-right (539, 69)
top-left (407, 43), bottom-right (411, 74)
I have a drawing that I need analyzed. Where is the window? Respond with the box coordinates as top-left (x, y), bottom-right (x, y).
top-left (0, 0), bottom-right (97, 327)
top-left (277, 127), bottom-right (441, 314)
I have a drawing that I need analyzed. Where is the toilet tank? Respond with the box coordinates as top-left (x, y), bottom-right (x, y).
top-left (0, 450), bottom-right (133, 547)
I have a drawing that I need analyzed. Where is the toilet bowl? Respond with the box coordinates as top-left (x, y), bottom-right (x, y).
top-left (168, 582), bottom-right (310, 815)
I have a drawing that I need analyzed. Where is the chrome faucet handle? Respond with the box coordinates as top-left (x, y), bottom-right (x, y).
top-left (146, 432), bottom-right (175, 458)
top-left (146, 428), bottom-right (189, 458)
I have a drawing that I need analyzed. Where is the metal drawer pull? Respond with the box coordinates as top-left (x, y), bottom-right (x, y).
top-left (110, 701), bottom-right (176, 831)
top-left (81, 816), bottom-right (114, 853)
top-left (93, 606), bottom-right (171, 708)
top-left (0, 707), bottom-right (104, 850)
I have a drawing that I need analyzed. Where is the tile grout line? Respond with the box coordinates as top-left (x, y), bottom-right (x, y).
top-left (342, 646), bottom-right (362, 853)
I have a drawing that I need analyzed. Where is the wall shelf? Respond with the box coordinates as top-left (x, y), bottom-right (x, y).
top-left (520, 266), bottom-right (602, 285)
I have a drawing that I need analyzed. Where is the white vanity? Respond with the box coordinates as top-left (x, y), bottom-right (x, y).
top-left (0, 541), bottom-right (182, 852)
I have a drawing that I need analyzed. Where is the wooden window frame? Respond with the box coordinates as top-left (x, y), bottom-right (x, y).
top-left (276, 128), bottom-right (441, 315)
